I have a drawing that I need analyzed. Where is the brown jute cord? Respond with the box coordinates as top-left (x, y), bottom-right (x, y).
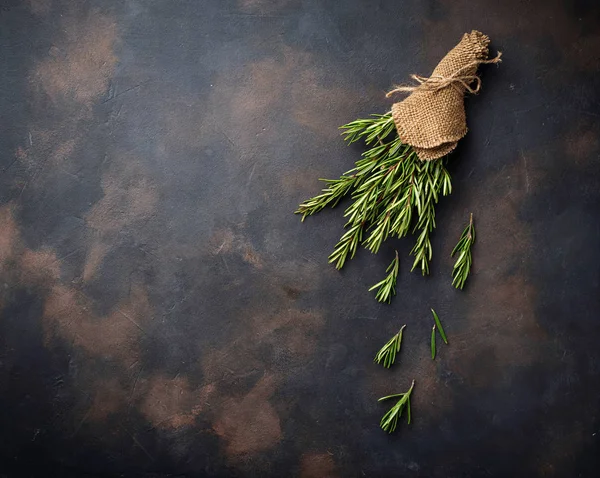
top-left (386, 52), bottom-right (502, 97)
top-left (389, 31), bottom-right (501, 161)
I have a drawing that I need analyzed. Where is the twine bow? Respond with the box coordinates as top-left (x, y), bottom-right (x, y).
top-left (386, 51), bottom-right (502, 97)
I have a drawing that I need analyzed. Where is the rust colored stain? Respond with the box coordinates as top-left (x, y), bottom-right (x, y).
top-left (213, 55), bottom-right (291, 149)
top-left (299, 453), bottom-right (338, 478)
top-left (201, 308), bottom-right (323, 460)
top-left (0, 205), bottom-right (60, 284)
top-left (204, 46), bottom-right (356, 163)
top-left (210, 227), bottom-right (265, 269)
top-left (86, 377), bottom-right (129, 422)
top-left (241, 245), bottom-right (264, 269)
top-left (563, 119), bottom-right (600, 167)
top-left (43, 282), bottom-right (151, 367)
top-left (210, 227), bottom-right (236, 255)
top-left (290, 67), bottom-right (361, 138)
top-left (281, 167), bottom-right (331, 197)
top-left (86, 159), bottom-right (158, 235)
top-left (49, 139), bottom-right (77, 166)
top-left (20, 248), bottom-right (61, 283)
top-left (82, 242), bottom-right (109, 283)
top-left (213, 374), bottom-right (282, 458)
top-left (411, 360), bottom-right (455, 419)
top-left (0, 205), bottom-right (18, 268)
top-left (32, 11), bottom-right (118, 110)
top-left (16, 8), bottom-right (119, 200)
top-left (251, 309), bottom-right (324, 357)
top-left (139, 376), bottom-right (214, 429)
top-left (83, 157), bottom-right (158, 280)
top-left (451, 276), bottom-right (541, 387)
top-left (202, 308), bottom-right (324, 384)
top-left (209, 227), bottom-right (327, 297)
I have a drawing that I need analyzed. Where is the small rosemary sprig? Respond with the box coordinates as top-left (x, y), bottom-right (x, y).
top-left (378, 380), bottom-right (415, 433)
top-left (369, 251), bottom-right (400, 303)
top-left (296, 113), bottom-right (452, 277)
top-left (430, 308), bottom-right (448, 360)
top-left (374, 324), bottom-right (406, 368)
top-left (451, 213), bottom-right (475, 289)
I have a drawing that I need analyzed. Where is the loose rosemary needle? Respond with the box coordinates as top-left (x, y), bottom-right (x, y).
top-left (378, 380), bottom-right (416, 433)
top-left (430, 309), bottom-right (448, 360)
top-left (374, 325), bottom-right (406, 368)
top-left (431, 308), bottom-right (448, 344)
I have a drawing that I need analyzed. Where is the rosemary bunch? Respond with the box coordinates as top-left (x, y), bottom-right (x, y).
top-left (451, 213), bottom-right (475, 289)
top-left (296, 113), bottom-right (452, 276)
top-left (378, 380), bottom-right (415, 433)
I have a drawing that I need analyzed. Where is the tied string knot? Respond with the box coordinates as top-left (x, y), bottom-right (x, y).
top-left (386, 51), bottom-right (502, 98)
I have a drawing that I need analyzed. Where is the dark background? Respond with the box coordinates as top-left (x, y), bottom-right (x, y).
top-left (1, 0), bottom-right (599, 476)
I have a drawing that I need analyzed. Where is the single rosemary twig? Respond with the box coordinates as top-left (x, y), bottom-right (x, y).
top-left (378, 380), bottom-right (415, 433)
top-left (451, 213), bottom-right (475, 289)
top-left (296, 113), bottom-right (452, 278)
top-left (369, 251), bottom-right (400, 303)
top-left (374, 324), bottom-right (406, 368)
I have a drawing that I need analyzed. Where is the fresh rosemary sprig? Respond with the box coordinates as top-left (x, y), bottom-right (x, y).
top-left (374, 324), bottom-right (405, 368)
top-left (378, 380), bottom-right (415, 433)
top-left (296, 113), bottom-right (452, 277)
top-left (451, 213), bottom-right (476, 289)
top-left (369, 251), bottom-right (400, 303)
top-left (430, 309), bottom-right (448, 360)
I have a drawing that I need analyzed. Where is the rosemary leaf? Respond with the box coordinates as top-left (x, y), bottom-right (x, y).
top-left (431, 308), bottom-right (448, 344)
top-left (431, 325), bottom-right (436, 359)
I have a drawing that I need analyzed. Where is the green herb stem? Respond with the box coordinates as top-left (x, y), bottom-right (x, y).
top-left (378, 380), bottom-right (416, 433)
top-left (451, 213), bottom-right (475, 289)
top-left (369, 251), bottom-right (400, 303)
top-left (374, 324), bottom-right (406, 368)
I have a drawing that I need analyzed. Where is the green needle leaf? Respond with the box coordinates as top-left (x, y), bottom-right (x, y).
top-left (431, 325), bottom-right (436, 359)
top-left (431, 308), bottom-right (448, 344)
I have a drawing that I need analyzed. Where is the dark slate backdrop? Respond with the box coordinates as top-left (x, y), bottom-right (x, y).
top-left (1, 0), bottom-right (599, 477)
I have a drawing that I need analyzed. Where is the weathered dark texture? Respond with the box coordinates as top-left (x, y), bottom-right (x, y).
top-left (1, 0), bottom-right (599, 477)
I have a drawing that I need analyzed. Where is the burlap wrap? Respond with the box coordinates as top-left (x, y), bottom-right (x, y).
top-left (391, 31), bottom-right (493, 161)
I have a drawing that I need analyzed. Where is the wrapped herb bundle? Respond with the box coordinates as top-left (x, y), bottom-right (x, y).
top-left (297, 31), bottom-right (500, 281)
